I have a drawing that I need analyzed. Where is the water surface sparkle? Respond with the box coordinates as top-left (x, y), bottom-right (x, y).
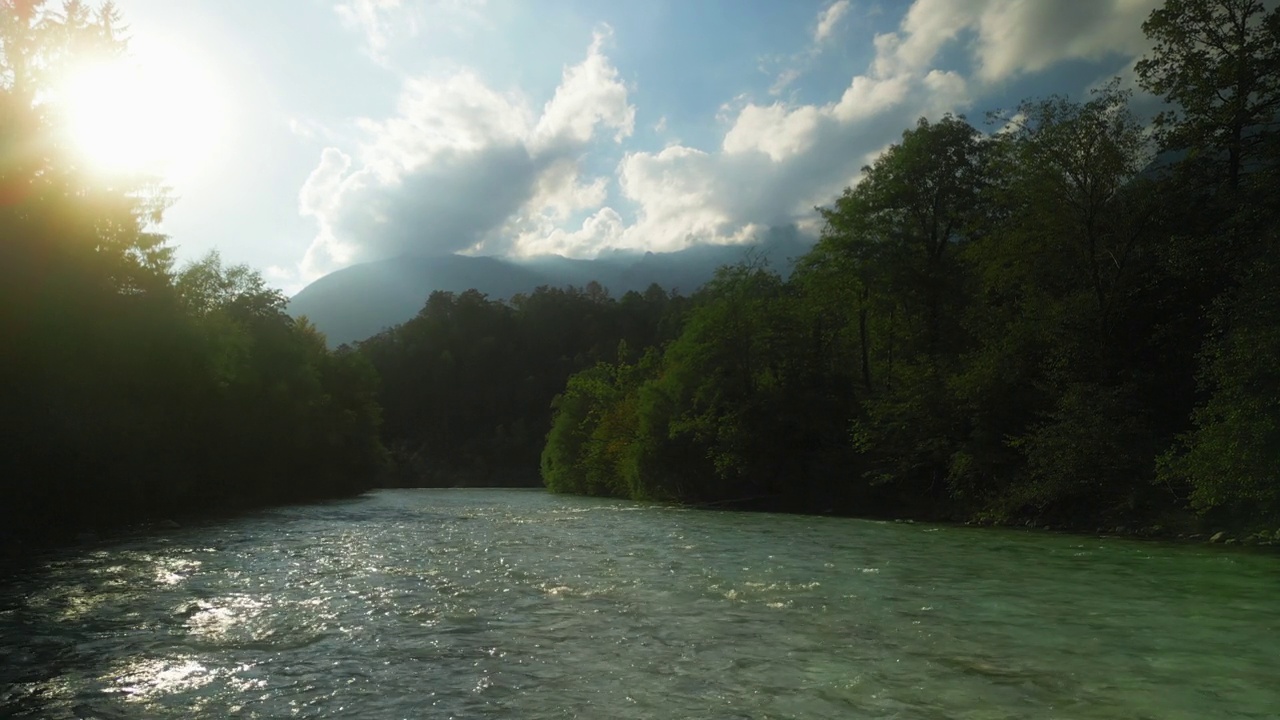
top-left (1, 489), bottom-right (1276, 718)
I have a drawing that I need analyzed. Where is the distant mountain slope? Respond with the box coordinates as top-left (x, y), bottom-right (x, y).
top-left (288, 233), bottom-right (812, 346)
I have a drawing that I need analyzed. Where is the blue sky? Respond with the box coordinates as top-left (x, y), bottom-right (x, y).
top-left (114, 0), bottom-right (1163, 292)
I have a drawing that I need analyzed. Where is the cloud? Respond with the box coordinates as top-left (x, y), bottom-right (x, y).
top-left (638, 0), bottom-right (1150, 264)
top-left (872, 0), bottom-right (1159, 83)
top-left (814, 0), bottom-right (851, 44)
top-left (287, 117), bottom-right (352, 146)
top-left (300, 28), bottom-right (632, 276)
top-left (586, 0), bottom-right (1138, 258)
top-left (513, 206), bottom-right (627, 258)
top-left (769, 0), bottom-right (856, 95)
top-left (613, 72), bottom-right (929, 254)
top-left (335, 0), bottom-right (409, 59)
top-left (335, 0), bottom-right (488, 62)
top-left (534, 27), bottom-right (635, 150)
top-left (301, 0), bottom-right (1168, 278)
top-left (769, 67), bottom-right (802, 96)
top-left (723, 103), bottom-right (825, 161)
top-left (625, 0), bottom-right (1157, 259)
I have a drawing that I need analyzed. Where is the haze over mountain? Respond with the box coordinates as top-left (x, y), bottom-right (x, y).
top-left (288, 229), bottom-right (811, 346)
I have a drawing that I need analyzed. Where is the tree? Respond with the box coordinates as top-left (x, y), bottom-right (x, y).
top-left (987, 83), bottom-right (1155, 335)
top-left (951, 85), bottom-right (1170, 523)
top-left (809, 115), bottom-right (987, 513)
top-left (365, 282), bottom-right (683, 488)
top-left (1159, 246), bottom-right (1280, 525)
top-left (827, 115), bottom-right (986, 362)
top-left (1140, 0), bottom-right (1280, 529)
top-left (532, 5), bottom-right (1278, 533)
top-left (1137, 0), bottom-right (1280, 191)
top-left (650, 263), bottom-right (795, 498)
top-left (0, 4), bottom-right (387, 547)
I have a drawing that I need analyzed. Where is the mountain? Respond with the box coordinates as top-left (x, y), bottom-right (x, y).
top-left (288, 231), bottom-right (813, 346)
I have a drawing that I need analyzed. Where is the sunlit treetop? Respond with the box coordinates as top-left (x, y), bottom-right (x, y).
top-left (2, 0), bottom-right (229, 187)
top-left (1, 0), bottom-right (176, 288)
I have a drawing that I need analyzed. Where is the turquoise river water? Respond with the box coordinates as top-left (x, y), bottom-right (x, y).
top-left (0, 489), bottom-right (1276, 719)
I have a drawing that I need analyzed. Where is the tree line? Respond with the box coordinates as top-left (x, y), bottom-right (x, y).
top-left (539, 0), bottom-right (1280, 532)
top-left (2, 0), bottom-right (1277, 548)
top-left (1, 2), bottom-right (385, 549)
top-left (358, 282), bottom-right (686, 487)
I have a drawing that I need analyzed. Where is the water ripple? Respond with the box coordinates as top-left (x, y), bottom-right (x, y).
top-left (1, 489), bottom-right (1278, 719)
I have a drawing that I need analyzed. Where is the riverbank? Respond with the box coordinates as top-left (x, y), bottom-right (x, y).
top-left (562, 488), bottom-right (1280, 550)
top-left (0, 488), bottom-right (374, 576)
top-left (957, 518), bottom-right (1280, 548)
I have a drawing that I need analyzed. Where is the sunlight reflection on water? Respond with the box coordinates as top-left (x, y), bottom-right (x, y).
top-left (0, 489), bottom-right (1277, 719)
top-left (108, 656), bottom-right (217, 700)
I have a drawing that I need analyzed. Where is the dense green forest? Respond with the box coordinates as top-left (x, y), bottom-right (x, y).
top-left (3, 0), bottom-right (1278, 549)
top-left (359, 283), bottom-right (687, 487)
top-left (0, 2), bottom-right (385, 548)
top-left (535, 0), bottom-right (1280, 532)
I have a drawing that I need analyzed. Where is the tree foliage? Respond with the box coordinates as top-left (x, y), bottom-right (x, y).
top-left (358, 283), bottom-right (685, 487)
top-left (1, 2), bottom-right (385, 548)
top-left (1136, 0), bottom-right (1280, 191)
top-left (12, 0), bottom-right (1278, 544)
top-left (529, 0), bottom-right (1280, 532)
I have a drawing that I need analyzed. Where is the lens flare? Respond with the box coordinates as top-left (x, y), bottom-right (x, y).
top-left (55, 39), bottom-right (229, 183)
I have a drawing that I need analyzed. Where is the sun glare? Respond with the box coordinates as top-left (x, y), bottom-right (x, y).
top-left (56, 39), bottom-right (229, 183)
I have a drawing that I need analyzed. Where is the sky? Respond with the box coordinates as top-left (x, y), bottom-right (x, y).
top-left (112, 0), bottom-right (1165, 293)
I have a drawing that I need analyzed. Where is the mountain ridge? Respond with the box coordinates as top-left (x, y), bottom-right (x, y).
top-left (288, 232), bottom-right (813, 346)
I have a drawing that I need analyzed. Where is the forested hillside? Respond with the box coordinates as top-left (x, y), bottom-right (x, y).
top-left (0, 3), bottom-right (385, 548)
top-left (358, 283), bottom-right (688, 486)
top-left (286, 229), bottom-right (810, 347)
top-left (4, 0), bottom-right (1277, 548)
top-left (537, 0), bottom-right (1280, 532)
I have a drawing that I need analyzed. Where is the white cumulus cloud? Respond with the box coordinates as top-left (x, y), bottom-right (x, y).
top-left (534, 27), bottom-right (635, 150)
top-left (299, 27), bottom-right (633, 278)
top-left (872, 0), bottom-right (1159, 84)
top-left (814, 0), bottom-right (851, 44)
top-left (300, 0), bottom-right (1168, 279)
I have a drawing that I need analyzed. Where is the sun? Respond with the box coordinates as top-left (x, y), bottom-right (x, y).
top-left (55, 39), bottom-right (229, 183)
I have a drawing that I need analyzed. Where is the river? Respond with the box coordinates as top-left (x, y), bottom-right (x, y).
top-left (0, 489), bottom-right (1276, 719)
